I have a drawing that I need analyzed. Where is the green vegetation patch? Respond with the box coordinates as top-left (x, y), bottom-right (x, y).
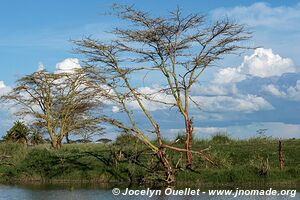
top-left (0, 138), bottom-right (299, 185)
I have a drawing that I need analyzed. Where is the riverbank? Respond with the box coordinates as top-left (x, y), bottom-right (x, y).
top-left (0, 135), bottom-right (299, 186)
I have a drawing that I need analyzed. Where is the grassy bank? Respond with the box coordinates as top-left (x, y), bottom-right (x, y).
top-left (0, 135), bottom-right (299, 186)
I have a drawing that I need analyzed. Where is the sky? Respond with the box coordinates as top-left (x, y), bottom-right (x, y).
top-left (0, 0), bottom-right (300, 140)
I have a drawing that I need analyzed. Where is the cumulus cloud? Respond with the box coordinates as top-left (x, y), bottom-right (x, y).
top-left (213, 67), bottom-right (246, 84)
top-left (286, 80), bottom-right (300, 101)
top-left (55, 58), bottom-right (81, 74)
top-left (127, 48), bottom-right (296, 115)
top-left (261, 80), bottom-right (300, 101)
top-left (188, 48), bottom-right (293, 113)
top-left (213, 48), bottom-right (296, 83)
top-left (262, 84), bottom-right (286, 97)
top-left (241, 48), bottom-right (296, 78)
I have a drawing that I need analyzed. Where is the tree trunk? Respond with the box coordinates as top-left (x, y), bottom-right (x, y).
top-left (51, 137), bottom-right (62, 149)
top-left (278, 140), bottom-right (285, 170)
top-left (185, 118), bottom-right (193, 168)
top-left (66, 132), bottom-right (70, 144)
top-left (56, 138), bottom-right (62, 149)
top-left (51, 138), bottom-right (57, 149)
top-left (158, 149), bottom-right (176, 184)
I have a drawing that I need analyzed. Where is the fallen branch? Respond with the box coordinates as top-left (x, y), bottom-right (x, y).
top-left (162, 144), bottom-right (215, 166)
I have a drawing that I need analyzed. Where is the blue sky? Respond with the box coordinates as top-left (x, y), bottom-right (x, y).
top-left (1, 0), bottom-right (300, 139)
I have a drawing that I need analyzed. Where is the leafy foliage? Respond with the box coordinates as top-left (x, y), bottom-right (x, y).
top-left (30, 132), bottom-right (45, 145)
top-left (3, 121), bottom-right (29, 144)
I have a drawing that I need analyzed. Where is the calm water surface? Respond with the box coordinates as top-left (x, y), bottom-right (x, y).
top-left (0, 184), bottom-right (298, 200)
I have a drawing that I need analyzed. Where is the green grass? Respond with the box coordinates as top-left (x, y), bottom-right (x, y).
top-left (0, 136), bottom-right (299, 186)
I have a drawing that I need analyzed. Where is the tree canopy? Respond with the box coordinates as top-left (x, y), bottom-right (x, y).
top-left (1, 69), bottom-right (105, 148)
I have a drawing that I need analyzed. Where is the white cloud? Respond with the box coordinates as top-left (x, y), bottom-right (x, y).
top-left (209, 48), bottom-right (296, 103)
top-left (112, 106), bottom-right (120, 113)
top-left (213, 67), bottom-right (246, 84)
top-left (194, 113), bottom-right (224, 121)
top-left (240, 48), bottom-right (296, 78)
top-left (194, 127), bottom-right (227, 135)
top-left (169, 127), bottom-right (226, 134)
top-left (132, 48), bottom-right (293, 113)
top-left (167, 122), bottom-right (300, 139)
top-left (193, 95), bottom-right (273, 113)
top-left (126, 86), bottom-right (176, 111)
top-left (261, 80), bottom-right (300, 101)
top-left (214, 48), bottom-right (296, 82)
top-left (125, 84), bottom-right (272, 113)
top-left (191, 84), bottom-right (228, 96)
top-left (0, 80), bottom-right (11, 96)
top-left (0, 81), bottom-right (15, 130)
top-left (191, 80), bottom-right (239, 97)
top-left (262, 84), bottom-right (286, 97)
top-left (222, 122), bottom-right (300, 139)
top-left (286, 80), bottom-right (300, 101)
top-left (211, 2), bottom-right (300, 30)
top-left (55, 58), bottom-right (81, 74)
top-left (168, 127), bottom-right (227, 139)
top-left (0, 81), bottom-right (6, 89)
top-left (37, 62), bottom-right (45, 71)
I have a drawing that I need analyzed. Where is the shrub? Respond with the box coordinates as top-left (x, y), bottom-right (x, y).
top-left (30, 132), bottom-right (45, 145)
top-left (3, 121), bottom-right (29, 144)
top-left (114, 133), bottom-right (140, 146)
top-left (20, 148), bottom-right (60, 180)
top-left (211, 133), bottom-right (232, 144)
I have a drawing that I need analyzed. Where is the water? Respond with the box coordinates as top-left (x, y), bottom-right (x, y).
top-left (0, 184), bottom-right (298, 200)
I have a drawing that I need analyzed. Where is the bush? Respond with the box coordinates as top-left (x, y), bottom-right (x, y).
top-left (30, 132), bottom-right (45, 145)
top-left (3, 121), bottom-right (29, 144)
top-left (173, 132), bottom-right (186, 144)
top-left (211, 133), bottom-right (232, 144)
top-left (20, 148), bottom-right (60, 180)
top-left (114, 133), bottom-right (140, 146)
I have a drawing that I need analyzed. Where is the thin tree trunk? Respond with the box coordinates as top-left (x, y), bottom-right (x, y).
top-left (185, 118), bottom-right (193, 168)
top-left (278, 140), bottom-right (285, 170)
top-left (66, 132), bottom-right (70, 144)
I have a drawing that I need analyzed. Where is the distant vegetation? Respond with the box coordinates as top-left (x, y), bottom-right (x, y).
top-left (211, 133), bottom-right (232, 144)
top-left (0, 134), bottom-right (299, 186)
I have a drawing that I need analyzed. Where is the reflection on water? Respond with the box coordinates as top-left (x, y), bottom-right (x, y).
top-left (0, 184), bottom-right (298, 200)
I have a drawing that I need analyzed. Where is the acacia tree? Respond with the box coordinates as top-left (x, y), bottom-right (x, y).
top-left (1, 69), bottom-right (104, 149)
top-left (75, 4), bottom-right (250, 182)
